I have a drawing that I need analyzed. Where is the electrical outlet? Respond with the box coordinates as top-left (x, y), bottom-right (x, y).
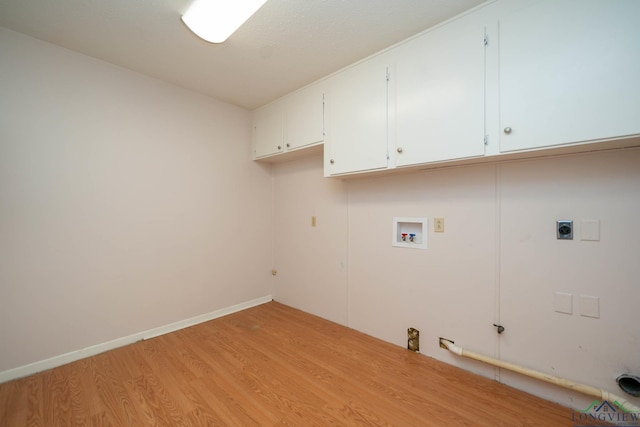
top-left (557, 220), bottom-right (573, 240)
top-left (434, 218), bottom-right (444, 233)
top-left (311, 216), bottom-right (317, 227)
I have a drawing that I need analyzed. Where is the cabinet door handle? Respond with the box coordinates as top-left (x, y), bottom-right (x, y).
top-left (330, 159), bottom-right (335, 164)
top-left (397, 147), bottom-right (403, 153)
top-left (277, 145), bottom-right (282, 150)
top-left (286, 143), bottom-right (290, 148)
top-left (503, 127), bottom-right (512, 134)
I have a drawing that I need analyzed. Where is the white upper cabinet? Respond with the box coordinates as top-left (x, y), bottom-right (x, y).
top-left (253, 102), bottom-right (284, 158)
top-left (253, 83), bottom-right (324, 160)
top-left (499, 0), bottom-right (640, 152)
top-left (255, 0), bottom-right (640, 174)
top-left (286, 84), bottom-right (324, 151)
top-left (324, 54), bottom-right (389, 176)
top-left (393, 12), bottom-right (486, 167)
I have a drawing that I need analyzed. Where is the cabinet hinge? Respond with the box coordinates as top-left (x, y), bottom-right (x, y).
top-left (484, 135), bottom-right (489, 146)
top-left (484, 35), bottom-right (489, 46)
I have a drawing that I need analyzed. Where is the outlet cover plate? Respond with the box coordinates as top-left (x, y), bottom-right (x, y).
top-left (554, 292), bottom-right (573, 315)
top-left (580, 295), bottom-right (600, 318)
top-left (581, 219), bottom-right (600, 241)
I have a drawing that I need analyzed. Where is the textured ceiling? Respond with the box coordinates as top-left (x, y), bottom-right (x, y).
top-left (0, 0), bottom-right (486, 109)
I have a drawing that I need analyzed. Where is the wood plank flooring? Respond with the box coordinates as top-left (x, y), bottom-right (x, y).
top-left (0, 301), bottom-right (576, 426)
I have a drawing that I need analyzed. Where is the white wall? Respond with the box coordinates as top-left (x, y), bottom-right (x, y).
top-left (0, 28), bottom-right (273, 375)
top-left (272, 148), bottom-right (640, 410)
top-left (497, 150), bottom-right (640, 408)
top-left (272, 155), bottom-right (348, 325)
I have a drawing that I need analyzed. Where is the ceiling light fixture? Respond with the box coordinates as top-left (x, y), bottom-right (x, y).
top-left (182, 0), bottom-right (268, 44)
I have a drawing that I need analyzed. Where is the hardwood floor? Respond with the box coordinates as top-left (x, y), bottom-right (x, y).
top-left (0, 301), bottom-right (575, 426)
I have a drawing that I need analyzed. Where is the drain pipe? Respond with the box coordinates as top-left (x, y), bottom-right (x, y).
top-left (439, 338), bottom-right (640, 413)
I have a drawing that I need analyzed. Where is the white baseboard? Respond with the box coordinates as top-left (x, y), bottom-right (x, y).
top-left (0, 295), bottom-right (273, 384)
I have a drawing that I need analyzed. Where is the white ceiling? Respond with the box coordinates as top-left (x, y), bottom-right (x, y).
top-left (0, 0), bottom-right (485, 110)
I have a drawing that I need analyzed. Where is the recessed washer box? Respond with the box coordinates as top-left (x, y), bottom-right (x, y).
top-left (393, 217), bottom-right (428, 249)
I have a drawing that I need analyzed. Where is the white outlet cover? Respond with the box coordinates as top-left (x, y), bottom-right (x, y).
top-left (581, 219), bottom-right (600, 241)
top-left (579, 295), bottom-right (600, 319)
top-left (554, 292), bottom-right (573, 315)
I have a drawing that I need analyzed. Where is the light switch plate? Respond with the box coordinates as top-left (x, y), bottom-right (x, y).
top-left (579, 295), bottom-right (600, 318)
top-left (554, 292), bottom-right (573, 314)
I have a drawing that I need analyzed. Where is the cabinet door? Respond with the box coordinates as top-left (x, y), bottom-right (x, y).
top-left (394, 13), bottom-right (486, 166)
top-left (286, 84), bottom-right (324, 151)
top-left (324, 56), bottom-right (388, 176)
top-left (499, 0), bottom-right (640, 152)
top-left (253, 104), bottom-right (284, 158)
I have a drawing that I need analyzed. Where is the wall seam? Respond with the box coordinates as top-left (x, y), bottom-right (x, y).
top-left (494, 163), bottom-right (502, 382)
top-left (345, 183), bottom-right (351, 327)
